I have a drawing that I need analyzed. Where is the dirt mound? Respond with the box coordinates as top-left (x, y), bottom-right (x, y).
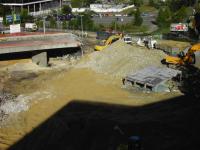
top-left (78, 40), bottom-right (167, 77)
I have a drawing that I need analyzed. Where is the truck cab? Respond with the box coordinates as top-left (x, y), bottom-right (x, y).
top-left (124, 36), bottom-right (132, 44)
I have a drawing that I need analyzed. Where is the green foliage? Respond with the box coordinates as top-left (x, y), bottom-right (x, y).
top-left (68, 12), bottom-right (94, 31)
top-left (134, 8), bottom-right (143, 26)
top-left (62, 20), bottom-right (68, 29)
top-left (71, 0), bottom-right (96, 8)
top-left (156, 6), bottom-right (171, 27)
top-left (167, 0), bottom-right (196, 12)
top-left (0, 4), bottom-right (11, 25)
top-left (129, 0), bottom-right (143, 7)
top-left (172, 6), bottom-right (188, 23)
top-left (0, 4), bottom-right (11, 17)
top-left (36, 20), bottom-right (43, 28)
top-left (61, 5), bottom-right (72, 15)
top-left (49, 17), bottom-right (56, 28)
top-left (128, 10), bottom-right (135, 16)
top-left (81, 13), bottom-right (94, 31)
top-left (20, 9), bottom-right (33, 23)
top-left (148, 0), bottom-right (155, 7)
top-left (51, 9), bottom-right (57, 15)
top-left (71, 0), bottom-right (81, 8)
top-left (109, 21), bottom-right (120, 30)
top-left (68, 19), bottom-right (76, 30)
top-left (94, 24), bottom-right (105, 31)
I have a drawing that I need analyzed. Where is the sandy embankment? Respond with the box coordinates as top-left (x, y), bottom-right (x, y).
top-left (0, 40), bottom-right (182, 149)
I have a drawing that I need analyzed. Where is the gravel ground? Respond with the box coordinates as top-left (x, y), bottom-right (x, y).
top-left (77, 40), bottom-right (167, 78)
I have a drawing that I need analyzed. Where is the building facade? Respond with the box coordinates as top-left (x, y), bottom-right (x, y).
top-left (0, 0), bottom-right (70, 14)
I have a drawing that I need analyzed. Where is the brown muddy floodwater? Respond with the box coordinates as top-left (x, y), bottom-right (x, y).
top-left (0, 56), bottom-right (182, 150)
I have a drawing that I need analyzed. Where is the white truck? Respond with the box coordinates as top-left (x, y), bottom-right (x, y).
top-left (123, 35), bottom-right (132, 44)
top-left (25, 23), bottom-right (38, 32)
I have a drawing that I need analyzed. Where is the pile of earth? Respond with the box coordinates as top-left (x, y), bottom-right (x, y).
top-left (0, 89), bottom-right (29, 124)
top-left (0, 91), bottom-right (16, 122)
top-left (78, 40), bottom-right (167, 78)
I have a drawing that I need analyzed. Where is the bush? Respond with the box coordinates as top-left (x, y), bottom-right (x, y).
top-left (61, 5), bottom-right (72, 15)
top-left (62, 20), bottom-right (68, 29)
top-left (49, 17), bottom-right (56, 28)
top-left (172, 6), bottom-right (187, 23)
top-left (134, 9), bottom-right (143, 26)
top-left (156, 6), bottom-right (172, 27)
top-left (20, 9), bottom-right (34, 23)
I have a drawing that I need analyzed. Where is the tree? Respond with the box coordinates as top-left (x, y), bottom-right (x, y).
top-left (149, 0), bottom-right (155, 7)
top-left (79, 12), bottom-right (94, 31)
top-left (134, 8), bottom-right (143, 26)
top-left (62, 20), bottom-right (67, 29)
top-left (167, 0), bottom-right (196, 12)
top-left (156, 6), bottom-right (172, 27)
top-left (49, 17), bottom-right (56, 28)
top-left (0, 4), bottom-right (11, 16)
top-left (20, 9), bottom-right (33, 23)
top-left (36, 19), bottom-right (43, 28)
top-left (128, 10), bottom-right (135, 16)
top-left (172, 6), bottom-right (188, 22)
top-left (68, 12), bottom-right (94, 31)
top-left (130, 0), bottom-right (143, 7)
top-left (71, 0), bottom-right (82, 8)
top-left (61, 5), bottom-right (72, 15)
top-left (71, 0), bottom-right (96, 8)
top-left (69, 18), bottom-right (78, 30)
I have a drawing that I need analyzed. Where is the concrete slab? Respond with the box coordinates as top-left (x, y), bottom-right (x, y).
top-left (123, 66), bottom-right (182, 92)
top-left (0, 33), bottom-right (81, 67)
top-left (0, 33), bottom-right (81, 54)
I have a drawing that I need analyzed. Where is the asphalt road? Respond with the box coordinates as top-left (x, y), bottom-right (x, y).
top-left (142, 13), bottom-right (158, 32)
top-left (92, 16), bottom-right (134, 25)
top-left (92, 12), bottom-right (158, 32)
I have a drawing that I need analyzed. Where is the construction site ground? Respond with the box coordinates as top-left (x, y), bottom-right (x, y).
top-left (0, 38), bottom-right (199, 150)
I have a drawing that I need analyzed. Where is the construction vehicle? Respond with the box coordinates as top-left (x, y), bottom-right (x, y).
top-left (94, 33), bottom-right (122, 51)
top-left (123, 35), bottom-right (132, 44)
top-left (161, 43), bottom-right (200, 66)
top-left (25, 23), bottom-right (38, 32)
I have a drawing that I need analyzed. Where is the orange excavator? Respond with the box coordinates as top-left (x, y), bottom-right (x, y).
top-left (161, 43), bottom-right (200, 66)
top-left (94, 33), bottom-right (123, 51)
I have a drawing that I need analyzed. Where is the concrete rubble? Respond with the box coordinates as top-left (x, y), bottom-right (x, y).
top-left (0, 91), bottom-right (16, 122)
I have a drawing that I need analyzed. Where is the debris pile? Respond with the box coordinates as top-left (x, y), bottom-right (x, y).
top-left (0, 91), bottom-right (16, 122)
top-left (0, 91), bottom-right (29, 123)
top-left (78, 40), bottom-right (167, 77)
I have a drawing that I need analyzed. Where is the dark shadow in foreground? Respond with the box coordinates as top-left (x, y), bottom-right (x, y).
top-left (8, 94), bottom-right (200, 150)
top-left (179, 65), bottom-right (200, 98)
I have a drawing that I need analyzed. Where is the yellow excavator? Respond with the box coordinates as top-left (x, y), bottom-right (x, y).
top-left (161, 43), bottom-right (200, 66)
top-left (94, 34), bottom-right (123, 51)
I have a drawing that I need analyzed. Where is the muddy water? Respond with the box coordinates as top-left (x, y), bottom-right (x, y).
top-left (0, 60), bottom-right (182, 149)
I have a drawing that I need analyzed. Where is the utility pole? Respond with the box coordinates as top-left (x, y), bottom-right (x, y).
top-left (60, 0), bottom-right (62, 8)
top-left (115, 21), bottom-right (116, 31)
top-left (80, 15), bottom-right (84, 57)
top-left (43, 17), bottom-right (46, 34)
top-left (80, 15), bottom-right (84, 38)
